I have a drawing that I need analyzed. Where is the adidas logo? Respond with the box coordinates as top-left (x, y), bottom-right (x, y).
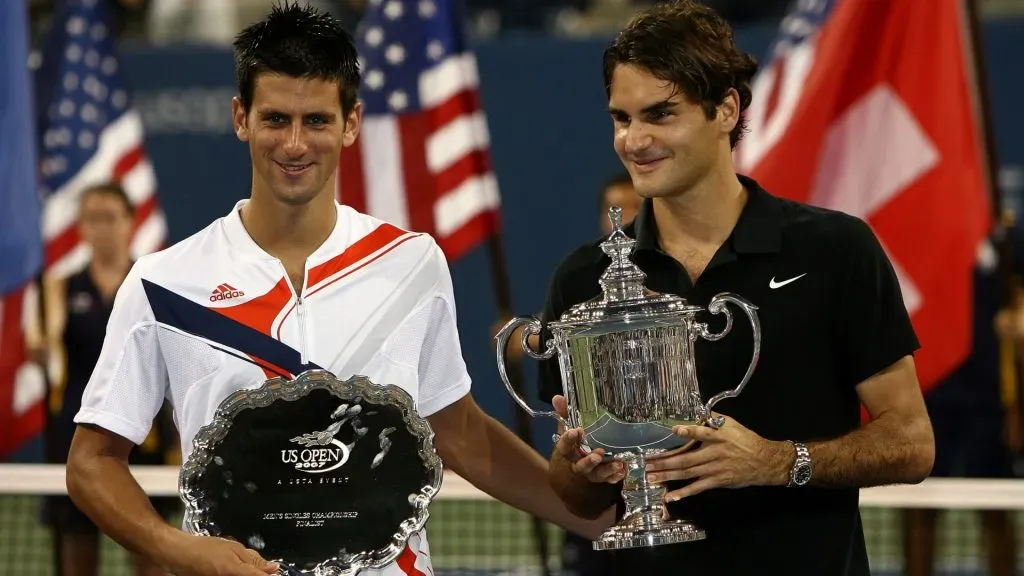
top-left (210, 283), bottom-right (245, 302)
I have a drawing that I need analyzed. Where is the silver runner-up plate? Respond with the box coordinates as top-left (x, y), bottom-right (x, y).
top-left (179, 369), bottom-right (443, 575)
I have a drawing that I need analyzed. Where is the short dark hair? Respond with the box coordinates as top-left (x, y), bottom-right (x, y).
top-left (81, 182), bottom-right (133, 217)
top-left (602, 0), bottom-right (759, 148)
top-left (603, 171), bottom-right (633, 193)
top-left (598, 171), bottom-right (634, 215)
top-left (232, 2), bottom-right (361, 116)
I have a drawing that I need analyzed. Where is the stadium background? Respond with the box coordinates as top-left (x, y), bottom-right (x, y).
top-left (4, 0), bottom-right (1024, 575)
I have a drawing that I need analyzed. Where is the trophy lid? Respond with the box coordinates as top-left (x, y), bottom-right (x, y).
top-left (550, 206), bottom-right (701, 332)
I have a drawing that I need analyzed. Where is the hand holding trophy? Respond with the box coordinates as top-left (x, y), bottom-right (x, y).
top-left (495, 206), bottom-right (761, 551)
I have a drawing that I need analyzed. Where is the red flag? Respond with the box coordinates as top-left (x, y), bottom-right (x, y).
top-left (0, 289), bottom-right (46, 457)
top-left (735, 0), bottom-right (992, 393)
top-left (337, 0), bottom-right (500, 261)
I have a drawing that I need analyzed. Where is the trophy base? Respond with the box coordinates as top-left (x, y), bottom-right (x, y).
top-left (593, 514), bottom-right (706, 551)
top-left (592, 452), bottom-right (707, 550)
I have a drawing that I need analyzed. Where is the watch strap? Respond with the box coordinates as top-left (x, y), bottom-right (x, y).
top-left (787, 440), bottom-right (812, 487)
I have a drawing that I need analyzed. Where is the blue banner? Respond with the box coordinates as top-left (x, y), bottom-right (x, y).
top-left (0, 2), bottom-right (42, 295)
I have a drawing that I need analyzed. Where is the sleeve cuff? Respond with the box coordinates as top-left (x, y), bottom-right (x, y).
top-left (416, 375), bottom-right (471, 418)
top-left (848, 341), bottom-right (921, 388)
top-left (73, 407), bottom-right (151, 446)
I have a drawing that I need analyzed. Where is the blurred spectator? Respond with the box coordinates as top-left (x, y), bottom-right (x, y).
top-left (26, 183), bottom-right (179, 576)
top-left (903, 221), bottom-right (1021, 576)
top-left (598, 172), bottom-right (640, 234)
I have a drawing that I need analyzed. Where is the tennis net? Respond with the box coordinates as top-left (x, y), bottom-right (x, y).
top-left (3, 464), bottom-right (1024, 575)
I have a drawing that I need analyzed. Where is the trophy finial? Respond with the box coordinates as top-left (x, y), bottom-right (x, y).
top-left (599, 206), bottom-right (646, 301)
top-left (609, 206), bottom-right (623, 234)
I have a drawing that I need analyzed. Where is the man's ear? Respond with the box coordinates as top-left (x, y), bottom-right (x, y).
top-left (342, 100), bottom-right (363, 148)
top-left (232, 96), bottom-right (249, 142)
top-left (717, 88), bottom-right (740, 138)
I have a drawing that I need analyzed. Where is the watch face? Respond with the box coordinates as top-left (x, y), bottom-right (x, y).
top-left (794, 464), bottom-right (812, 485)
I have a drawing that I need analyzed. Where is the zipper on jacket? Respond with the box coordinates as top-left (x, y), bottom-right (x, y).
top-left (296, 296), bottom-right (308, 366)
top-left (281, 260), bottom-right (311, 367)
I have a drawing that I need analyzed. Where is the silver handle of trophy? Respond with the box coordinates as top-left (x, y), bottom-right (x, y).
top-left (696, 292), bottom-right (761, 429)
top-left (494, 316), bottom-right (570, 428)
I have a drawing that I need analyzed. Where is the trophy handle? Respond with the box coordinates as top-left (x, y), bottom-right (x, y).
top-left (494, 316), bottom-right (570, 428)
top-left (695, 293), bottom-right (761, 429)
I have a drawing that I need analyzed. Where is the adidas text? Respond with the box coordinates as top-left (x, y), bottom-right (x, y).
top-left (210, 290), bottom-right (245, 302)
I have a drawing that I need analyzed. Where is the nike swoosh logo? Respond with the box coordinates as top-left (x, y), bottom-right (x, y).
top-left (769, 273), bottom-right (807, 289)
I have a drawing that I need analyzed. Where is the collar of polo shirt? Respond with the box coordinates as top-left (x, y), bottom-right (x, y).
top-left (630, 175), bottom-right (785, 256)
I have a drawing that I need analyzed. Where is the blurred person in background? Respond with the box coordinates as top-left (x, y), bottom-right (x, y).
top-left (904, 238), bottom-right (1018, 575)
top-left (29, 183), bottom-right (178, 576)
top-left (914, 217), bottom-right (1024, 576)
top-left (598, 172), bottom-right (642, 236)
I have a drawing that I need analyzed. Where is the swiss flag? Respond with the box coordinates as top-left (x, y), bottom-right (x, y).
top-left (735, 0), bottom-right (992, 396)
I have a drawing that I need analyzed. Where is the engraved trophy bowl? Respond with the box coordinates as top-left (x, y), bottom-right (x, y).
top-left (179, 370), bottom-right (443, 575)
top-left (495, 206), bottom-right (761, 551)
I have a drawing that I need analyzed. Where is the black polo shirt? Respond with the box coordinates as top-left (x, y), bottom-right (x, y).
top-left (537, 175), bottom-right (920, 575)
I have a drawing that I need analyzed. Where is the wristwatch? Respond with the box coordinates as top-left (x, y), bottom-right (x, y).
top-left (787, 441), bottom-right (812, 487)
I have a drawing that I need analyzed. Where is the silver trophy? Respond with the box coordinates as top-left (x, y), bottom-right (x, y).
top-left (179, 370), bottom-right (443, 575)
top-left (495, 206), bottom-right (760, 551)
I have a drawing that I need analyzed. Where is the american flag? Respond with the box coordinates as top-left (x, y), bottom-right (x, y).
top-left (35, 0), bottom-right (166, 278)
top-left (746, 0), bottom-right (837, 128)
top-left (0, 0), bottom-right (167, 456)
top-left (338, 0), bottom-right (500, 261)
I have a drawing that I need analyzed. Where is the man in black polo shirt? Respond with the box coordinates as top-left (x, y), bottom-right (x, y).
top-left (537, 2), bottom-right (936, 574)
